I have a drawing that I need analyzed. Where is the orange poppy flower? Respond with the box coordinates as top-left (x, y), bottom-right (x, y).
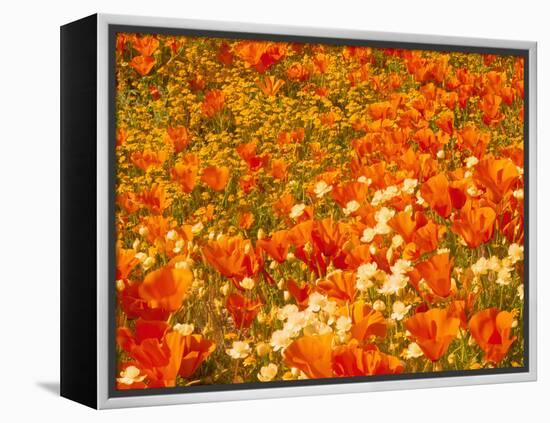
top-left (313, 53), bottom-right (331, 74)
top-left (226, 293), bottom-right (263, 329)
top-left (238, 211), bottom-right (254, 230)
top-left (417, 154), bottom-right (439, 182)
top-left (413, 127), bottom-right (438, 154)
top-left (295, 244), bottom-right (328, 278)
top-left (448, 176), bottom-right (468, 211)
top-left (395, 141), bottom-right (416, 171)
top-left (312, 218), bottom-right (349, 258)
top-left (389, 211), bottom-right (443, 253)
top-left (283, 333), bottom-right (334, 379)
top-left (118, 279), bottom-right (170, 321)
top-left (415, 252), bottom-right (454, 298)
top-left (315, 86), bottom-right (329, 97)
top-left (179, 334), bottom-right (216, 378)
top-left (499, 86), bottom-right (514, 105)
top-left (117, 324), bottom-right (187, 388)
top-left (116, 127), bottom-right (128, 146)
top-left (420, 173), bottom-right (453, 218)
top-left (236, 140), bottom-right (257, 163)
top-left (139, 215), bottom-right (170, 245)
top-left (413, 220), bottom-right (445, 256)
top-left (343, 46), bottom-right (372, 63)
top-left (236, 140), bottom-right (268, 171)
top-left (406, 264), bottom-right (431, 300)
top-left (119, 321), bottom-right (155, 350)
top-left (188, 73), bottom-right (206, 91)
top-left (277, 128), bottom-right (305, 147)
top-left (397, 108), bottom-right (422, 129)
top-left (388, 210), bottom-right (418, 243)
top-left (480, 94), bottom-right (504, 126)
top-left (129, 55), bottom-right (156, 76)
top-left (419, 81), bottom-right (436, 99)
top-left (500, 208), bottom-right (524, 245)
top-left (131, 149), bottom-right (167, 171)
top-left (441, 90), bottom-right (458, 110)
top-left (446, 300), bottom-right (468, 329)
top-left (332, 341), bottom-right (403, 377)
top-left (132, 35), bottom-right (159, 56)
top-left (163, 36), bottom-right (181, 55)
top-left (451, 200), bottom-right (496, 248)
top-left (474, 156), bottom-right (519, 203)
top-left (405, 308), bottom-right (460, 361)
top-left (134, 319), bottom-right (170, 344)
top-left (287, 220), bottom-right (313, 247)
top-left (349, 300), bottom-right (387, 342)
top-left (202, 235), bottom-right (260, 281)
top-left (272, 192), bottom-right (294, 218)
top-left (368, 101), bottom-right (396, 120)
top-left (411, 95), bottom-right (435, 120)
top-left (468, 308), bottom-right (516, 364)
top-left (356, 161), bottom-right (386, 189)
top-left (201, 166), bottom-right (230, 191)
top-left (153, 331), bottom-right (187, 387)
top-left (233, 41), bottom-right (268, 68)
top-left (316, 270), bottom-right (357, 303)
top-left (484, 70), bottom-right (506, 95)
top-left (199, 204), bottom-right (215, 223)
top-left (138, 264), bottom-right (193, 312)
top-left (171, 154), bottom-right (200, 194)
top-left (239, 173), bottom-right (257, 194)
top-left (429, 55), bottom-right (450, 83)
top-left (331, 181), bottom-right (368, 208)
top-left (286, 63), bottom-right (311, 82)
top-left (117, 320), bottom-right (170, 370)
top-left (203, 236), bottom-right (245, 279)
top-left (217, 42), bottom-right (234, 66)
top-left (270, 159), bottom-right (288, 180)
top-left (435, 110), bottom-right (454, 135)
top-left (201, 90), bottom-right (225, 118)
top-left (457, 124), bottom-right (491, 158)
top-left (138, 183), bottom-right (172, 215)
top-left (501, 144), bottom-right (524, 168)
top-left (341, 243), bottom-right (372, 270)
top-left (256, 76), bottom-right (285, 96)
top-left (277, 131), bottom-right (291, 147)
top-left (122, 330), bottom-right (186, 389)
top-left (116, 243), bottom-right (139, 280)
top-left (286, 279), bottom-right (312, 309)
top-left (257, 230), bottom-right (290, 263)
top-left (233, 41), bottom-right (286, 73)
top-left (260, 43), bottom-right (287, 72)
top-left (166, 126), bottom-right (192, 153)
top-left (116, 33), bottom-right (128, 54)
top-left (351, 135), bottom-right (377, 158)
top-left (320, 111), bottom-right (336, 127)
top-left (150, 85), bottom-right (160, 100)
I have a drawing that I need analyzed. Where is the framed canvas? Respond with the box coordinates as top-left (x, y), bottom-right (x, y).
top-left (60, 13), bottom-right (537, 409)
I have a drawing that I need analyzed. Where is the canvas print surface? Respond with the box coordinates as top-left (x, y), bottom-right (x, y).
top-left (114, 31), bottom-right (526, 391)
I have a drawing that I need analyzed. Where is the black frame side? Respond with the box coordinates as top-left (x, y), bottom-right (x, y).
top-left (60, 13), bottom-right (98, 409)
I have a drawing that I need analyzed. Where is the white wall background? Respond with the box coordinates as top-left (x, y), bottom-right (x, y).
top-left (0, 0), bottom-right (546, 420)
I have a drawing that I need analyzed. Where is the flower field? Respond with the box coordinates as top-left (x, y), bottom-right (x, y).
top-left (114, 32), bottom-right (525, 390)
